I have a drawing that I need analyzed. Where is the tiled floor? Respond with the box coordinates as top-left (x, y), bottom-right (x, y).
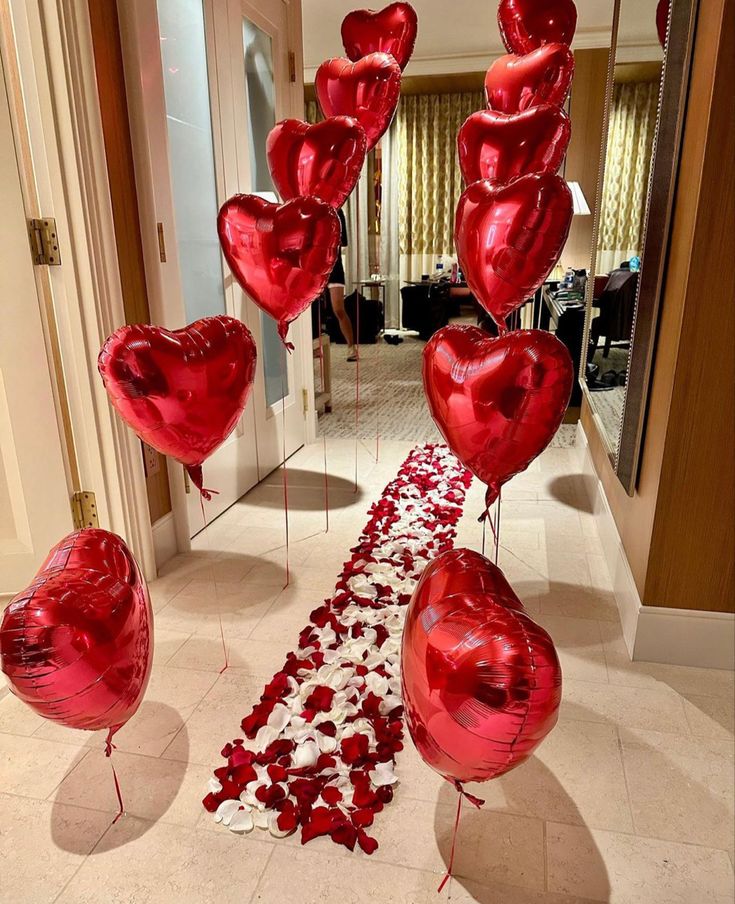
top-left (0, 438), bottom-right (733, 903)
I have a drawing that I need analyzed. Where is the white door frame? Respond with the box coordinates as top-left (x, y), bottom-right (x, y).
top-left (0, 0), bottom-right (156, 578)
top-left (118, 0), bottom-right (316, 548)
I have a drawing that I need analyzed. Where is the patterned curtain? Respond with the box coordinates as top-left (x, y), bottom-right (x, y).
top-left (396, 91), bottom-right (484, 258)
top-left (597, 80), bottom-right (660, 273)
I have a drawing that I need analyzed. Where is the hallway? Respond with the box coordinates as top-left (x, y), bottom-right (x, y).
top-left (0, 435), bottom-right (731, 902)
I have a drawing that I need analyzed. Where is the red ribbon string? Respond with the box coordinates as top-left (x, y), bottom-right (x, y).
top-left (438, 782), bottom-right (485, 894)
top-left (354, 296), bottom-right (361, 494)
top-left (105, 728), bottom-right (125, 824)
top-left (280, 343), bottom-right (290, 588)
top-left (317, 304), bottom-right (329, 533)
top-left (219, 614), bottom-right (229, 675)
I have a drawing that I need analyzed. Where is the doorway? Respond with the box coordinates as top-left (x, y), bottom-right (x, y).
top-left (119, 0), bottom-right (310, 539)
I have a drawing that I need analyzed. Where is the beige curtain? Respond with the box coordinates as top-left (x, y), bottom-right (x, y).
top-left (395, 91), bottom-right (484, 279)
top-left (597, 80), bottom-right (660, 273)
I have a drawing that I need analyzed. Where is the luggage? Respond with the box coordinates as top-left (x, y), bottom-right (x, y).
top-left (326, 291), bottom-right (383, 344)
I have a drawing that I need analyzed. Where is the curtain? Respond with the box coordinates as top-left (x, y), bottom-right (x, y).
top-left (395, 91), bottom-right (484, 282)
top-left (380, 116), bottom-right (401, 328)
top-left (597, 80), bottom-right (660, 274)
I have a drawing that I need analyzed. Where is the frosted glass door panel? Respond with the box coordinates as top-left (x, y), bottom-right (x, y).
top-left (158, 0), bottom-right (226, 323)
top-left (243, 17), bottom-right (287, 407)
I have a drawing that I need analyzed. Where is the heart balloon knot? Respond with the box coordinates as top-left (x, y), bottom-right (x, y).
top-left (105, 727), bottom-right (120, 758)
top-left (452, 780), bottom-right (485, 809)
top-left (277, 321), bottom-right (295, 352)
top-left (186, 465), bottom-right (220, 502)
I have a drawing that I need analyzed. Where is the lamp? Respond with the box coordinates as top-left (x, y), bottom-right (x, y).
top-left (568, 181), bottom-right (591, 216)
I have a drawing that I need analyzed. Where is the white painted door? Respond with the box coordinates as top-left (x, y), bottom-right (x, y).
top-left (121, 0), bottom-right (308, 536)
top-left (219, 0), bottom-right (308, 478)
top-left (0, 66), bottom-right (72, 593)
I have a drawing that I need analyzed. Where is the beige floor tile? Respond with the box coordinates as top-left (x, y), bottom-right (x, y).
top-left (165, 634), bottom-right (286, 676)
top-left (251, 846), bottom-right (442, 904)
top-left (161, 669), bottom-right (267, 765)
top-left (547, 821), bottom-right (735, 903)
top-left (0, 690), bottom-right (47, 736)
top-left (398, 719), bottom-right (633, 834)
top-left (682, 694), bottom-right (735, 740)
top-left (472, 720), bottom-right (633, 833)
top-left (154, 582), bottom-right (281, 639)
top-left (620, 727), bottom-right (734, 850)
top-left (32, 667), bottom-right (218, 757)
top-left (0, 733), bottom-right (84, 798)
top-left (153, 627), bottom-right (191, 665)
top-left (560, 679), bottom-right (691, 735)
top-left (55, 817), bottom-right (274, 904)
top-left (535, 615), bottom-right (610, 684)
top-left (537, 584), bottom-right (620, 622)
top-left (339, 793), bottom-right (547, 892)
top-left (248, 586), bottom-right (323, 643)
top-left (0, 794), bottom-right (111, 904)
top-left (52, 748), bottom-right (213, 828)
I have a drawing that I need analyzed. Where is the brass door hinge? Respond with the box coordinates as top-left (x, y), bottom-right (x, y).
top-left (28, 218), bottom-right (61, 266)
top-left (71, 491), bottom-right (98, 530)
top-left (302, 387), bottom-right (309, 416)
top-left (156, 222), bottom-right (167, 262)
top-left (288, 51), bottom-right (297, 83)
top-left (183, 466), bottom-right (191, 494)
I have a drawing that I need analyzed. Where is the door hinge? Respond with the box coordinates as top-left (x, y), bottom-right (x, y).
top-left (288, 50), bottom-right (297, 83)
top-left (28, 218), bottom-right (61, 266)
top-left (156, 222), bottom-right (167, 262)
top-left (71, 491), bottom-right (99, 530)
top-left (183, 466), bottom-right (191, 494)
top-left (302, 387), bottom-right (309, 415)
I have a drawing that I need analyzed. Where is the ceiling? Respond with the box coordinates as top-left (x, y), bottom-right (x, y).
top-left (302, 0), bottom-right (663, 80)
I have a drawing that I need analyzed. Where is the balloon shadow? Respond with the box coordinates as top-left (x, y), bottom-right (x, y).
top-left (432, 751), bottom-right (611, 902)
top-left (50, 703), bottom-right (188, 853)
top-left (244, 469), bottom-right (363, 511)
top-left (546, 474), bottom-right (595, 514)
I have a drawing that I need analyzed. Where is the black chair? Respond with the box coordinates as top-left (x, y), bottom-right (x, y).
top-left (590, 269), bottom-right (639, 358)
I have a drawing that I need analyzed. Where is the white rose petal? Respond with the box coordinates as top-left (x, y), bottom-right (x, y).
top-left (215, 799), bottom-right (242, 826)
top-left (228, 807), bottom-right (254, 833)
top-left (292, 739), bottom-right (320, 769)
top-left (267, 703), bottom-right (291, 732)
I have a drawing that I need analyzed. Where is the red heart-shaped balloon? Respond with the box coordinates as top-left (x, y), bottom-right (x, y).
top-left (99, 316), bottom-right (256, 494)
top-left (315, 54), bottom-right (402, 151)
top-left (218, 194), bottom-right (340, 342)
top-left (0, 529), bottom-right (153, 739)
top-left (422, 325), bottom-right (574, 505)
top-left (341, 2), bottom-right (418, 71)
top-left (485, 44), bottom-right (574, 113)
top-left (455, 173), bottom-right (572, 326)
top-left (498, 0), bottom-right (578, 55)
top-left (458, 104), bottom-right (571, 185)
top-left (402, 547), bottom-right (561, 785)
top-left (266, 116), bottom-right (367, 209)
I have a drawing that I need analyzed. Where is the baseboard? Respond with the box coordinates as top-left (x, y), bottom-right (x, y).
top-left (152, 512), bottom-right (177, 570)
top-left (575, 422), bottom-right (735, 670)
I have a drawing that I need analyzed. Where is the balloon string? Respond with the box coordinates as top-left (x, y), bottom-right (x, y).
top-left (318, 302), bottom-right (329, 533)
top-left (218, 614), bottom-right (229, 675)
top-left (438, 792), bottom-right (463, 894)
top-left (281, 342), bottom-right (290, 587)
top-left (376, 293), bottom-right (381, 463)
top-left (494, 489), bottom-right (502, 566)
top-left (353, 185), bottom-right (361, 494)
top-left (198, 484), bottom-right (228, 673)
top-left (104, 728), bottom-right (125, 824)
top-left (323, 435), bottom-right (330, 534)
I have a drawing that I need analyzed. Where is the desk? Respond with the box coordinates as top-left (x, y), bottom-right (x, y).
top-left (538, 285), bottom-right (586, 407)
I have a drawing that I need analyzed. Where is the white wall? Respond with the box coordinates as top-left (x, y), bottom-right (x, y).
top-left (303, 0), bottom-right (620, 79)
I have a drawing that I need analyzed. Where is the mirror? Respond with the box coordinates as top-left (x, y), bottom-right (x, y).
top-left (581, 0), bottom-right (698, 492)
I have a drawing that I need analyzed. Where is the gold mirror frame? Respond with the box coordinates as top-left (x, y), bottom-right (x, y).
top-left (579, 0), bottom-right (700, 493)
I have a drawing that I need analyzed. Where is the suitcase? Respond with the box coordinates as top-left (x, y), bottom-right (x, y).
top-left (326, 291), bottom-right (383, 344)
